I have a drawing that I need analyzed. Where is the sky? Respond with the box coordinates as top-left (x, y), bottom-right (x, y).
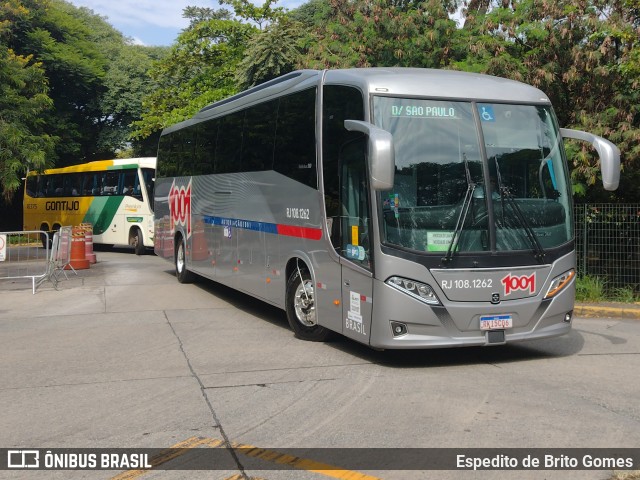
top-left (66, 0), bottom-right (307, 46)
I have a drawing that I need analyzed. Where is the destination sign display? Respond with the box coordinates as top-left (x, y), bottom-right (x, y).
top-left (391, 105), bottom-right (456, 118)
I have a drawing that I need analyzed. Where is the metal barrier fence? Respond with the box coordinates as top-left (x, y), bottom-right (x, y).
top-left (0, 228), bottom-right (73, 293)
top-left (3, 213), bottom-right (638, 294)
top-left (0, 231), bottom-right (50, 294)
top-left (575, 203), bottom-right (640, 293)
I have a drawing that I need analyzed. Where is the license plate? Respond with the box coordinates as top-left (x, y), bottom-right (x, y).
top-left (480, 314), bottom-right (513, 331)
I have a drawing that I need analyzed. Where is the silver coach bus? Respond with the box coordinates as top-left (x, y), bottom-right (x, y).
top-left (154, 68), bottom-right (620, 349)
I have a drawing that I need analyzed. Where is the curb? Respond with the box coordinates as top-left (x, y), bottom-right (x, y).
top-left (574, 303), bottom-right (640, 320)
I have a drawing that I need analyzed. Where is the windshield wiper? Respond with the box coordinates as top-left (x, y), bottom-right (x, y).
top-left (442, 154), bottom-right (476, 265)
top-left (494, 160), bottom-right (546, 262)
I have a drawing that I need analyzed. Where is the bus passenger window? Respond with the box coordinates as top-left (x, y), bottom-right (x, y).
top-left (216, 112), bottom-right (245, 173)
top-left (103, 172), bottom-right (119, 195)
top-left (25, 176), bottom-right (38, 198)
top-left (243, 100), bottom-right (278, 172)
top-left (65, 173), bottom-right (82, 196)
top-left (273, 88), bottom-right (317, 188)
top-left (122, 170), bottom-right (139, 198)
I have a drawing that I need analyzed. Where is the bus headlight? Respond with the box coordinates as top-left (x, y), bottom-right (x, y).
top-left (544, 269), bottom-right (575, 299)
top-left (386, 276), bottom-right (441, 305)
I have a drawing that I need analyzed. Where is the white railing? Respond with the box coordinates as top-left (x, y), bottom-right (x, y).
top-left (0, 228), bottom-right (74, 294)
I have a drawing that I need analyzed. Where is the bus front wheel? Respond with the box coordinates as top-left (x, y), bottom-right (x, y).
top-left (175, 236), bottom-right (194, 283)
top-left (285, 267), bottom-right (331, 342)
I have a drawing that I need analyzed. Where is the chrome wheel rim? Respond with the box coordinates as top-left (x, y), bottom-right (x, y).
top-left (177, 242), bottom-right (185, 273)
top-left (294, 279), bottom-right (316, 326)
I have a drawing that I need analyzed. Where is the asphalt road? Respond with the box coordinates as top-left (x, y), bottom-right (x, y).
top-left (1, 250), bottom-right (639, 480)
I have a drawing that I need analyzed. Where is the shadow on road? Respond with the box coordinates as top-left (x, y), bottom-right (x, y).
top-left (160, 267), bottom-right (585, 369)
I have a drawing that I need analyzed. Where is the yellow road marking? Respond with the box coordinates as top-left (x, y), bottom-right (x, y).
top-left (223, 475), bottom-right (266, 480)
top-left (110, 436), bottom-right (223, 480)
top-left (111, 436), bottom-right (381, 480)
top-left (209, 439), bottom-right (381, 480)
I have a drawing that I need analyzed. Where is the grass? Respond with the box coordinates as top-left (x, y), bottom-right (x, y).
top-left (5, 234), bottom-right (41, 246)
top-left (575, 275), bottom-right (607, 302)
top-left (575, 275), bottom-right (640, 303)
top-left (611, 285), bottom-right (638, 303)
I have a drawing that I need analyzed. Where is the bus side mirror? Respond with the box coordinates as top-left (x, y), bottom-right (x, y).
top-left (560, 128), bottom-right (621, 191)
top-left (344, 120), bottom-right (395, 190)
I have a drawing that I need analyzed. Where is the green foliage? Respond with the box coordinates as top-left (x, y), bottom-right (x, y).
top-left (220, 0), bottom-right (286, 28)
top-left (235, 17), bottom-right (305, 89)
top-left (1, 0), bottom-right (168, 176)
top-left (0, 1), bottom-right (55, 201)
top-left (576, 276), bottom-right (639, 303)
top-left (302, 0), bottom-right (458, 69)
top-left (131, 16), bottom-right (255, 140)
top-left (289, 0), bottom-right (333, 27)
top-left (0, 47), bottom-right (55, 201)
top-left (183, 6), bottom-right (233, 27)
top-left (457, 0), bottom-right (640, 202)
top-left (20, 0), bottom-right (109, 161)
top-left (611, 286), bottom-right (638, 303)
top-left (2, 0), bottom-right (639, 207)
top-left (98, 44), bottom-right (169, 156)
top-left (575, 275), bottom-right (607, 302)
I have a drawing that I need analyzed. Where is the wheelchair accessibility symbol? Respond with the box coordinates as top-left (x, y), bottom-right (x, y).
top-left (479, 105), bottom-right (495, 122)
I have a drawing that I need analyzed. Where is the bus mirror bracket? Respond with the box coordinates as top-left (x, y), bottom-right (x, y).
top-left (560, 128), bottom-right (621, 191)
top-left (344, 120), bottom-right (395, 190)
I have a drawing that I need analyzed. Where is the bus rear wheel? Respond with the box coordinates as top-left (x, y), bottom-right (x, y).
top-left (285, 267), bottom-right (331, 341)
top-left (175, 235), bottom-right (194, 283)
top-left (130, 227), bottom-right (145, 255)
top-left (40, 224), bottom-right (51, 249)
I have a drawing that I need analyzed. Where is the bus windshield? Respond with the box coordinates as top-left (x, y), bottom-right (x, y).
top-left (373, 97), bottom-right (573, 255)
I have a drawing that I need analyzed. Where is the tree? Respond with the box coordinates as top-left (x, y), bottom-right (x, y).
top-left (98, 44), bottom-right (169, 156)
top-left (3, 0), bottom-right (167, 165)
top-left (235, 17), bottom-right (304, 89)
top-left (0, 0), bottom-right (55, 201)
top-left (301, 0), bottom-right (458, 69)
top-left (59, 2), bottom-right (169, 157)
top-left (132, 9), bottom-right (255, 139)
top-left (220, 0), bottom-right (285, 29)
top-left (14, 0), bottom-right (109, 163)
top-left (183, 6), bottom-right (233, 27)
top-left (456, 0), bottom-right (640, 201)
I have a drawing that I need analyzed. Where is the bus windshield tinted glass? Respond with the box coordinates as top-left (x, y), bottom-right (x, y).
top-left (479, 103), bottom-right (572, 251)
top-left (373, 97), bottom-right (572, 254)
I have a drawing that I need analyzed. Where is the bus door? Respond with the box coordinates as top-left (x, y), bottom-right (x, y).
top-left (100, 170), bottom-right (125, 244)
top-left (339, 139), bottom-right (374, 343)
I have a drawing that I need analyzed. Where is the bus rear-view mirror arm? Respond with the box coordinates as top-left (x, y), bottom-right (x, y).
top-left (560, 128), bottom-right (621, 191)
top-left (344, 120), bottom-right (395, 191)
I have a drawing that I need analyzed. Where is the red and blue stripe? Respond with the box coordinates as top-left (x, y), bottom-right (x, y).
top-left (202, 215), bottom-right (322, 240)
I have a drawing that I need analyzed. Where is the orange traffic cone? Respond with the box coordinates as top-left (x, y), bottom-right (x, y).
top-left (81, 223), bottom-right (96, 264)
top-left (65, 227), bottom-right (90, 270)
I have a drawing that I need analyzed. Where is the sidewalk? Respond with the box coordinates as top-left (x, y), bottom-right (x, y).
top-left (574, 302), bottom-right (640, 319)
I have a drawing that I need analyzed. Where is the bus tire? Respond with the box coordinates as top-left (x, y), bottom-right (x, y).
top-left (175, 235), bottom-right (194, 283)
top-left (285, 267), bottom-right (331, 342)
top-left (131, 227), bottom-right (145, 255)
top-left (40, 224), bottom-right (51, 249)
